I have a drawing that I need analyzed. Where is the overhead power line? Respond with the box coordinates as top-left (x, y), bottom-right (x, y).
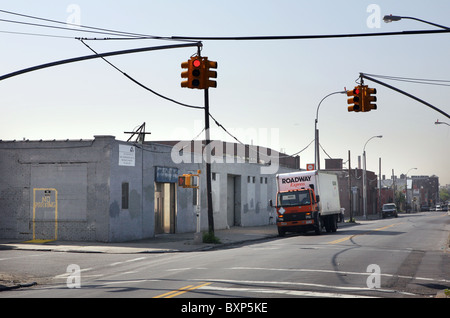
top-left (171, 28), bottom-right (450, 41)
top-left (79, 40), bottom-right (204, 110)
top-left (362, 73), bottom-right (450, 87)
top-left (0, 9), bottom-right (152, 38)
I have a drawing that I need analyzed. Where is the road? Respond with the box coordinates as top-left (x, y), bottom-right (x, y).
top-left (1, 212), bottom-right (449, 302)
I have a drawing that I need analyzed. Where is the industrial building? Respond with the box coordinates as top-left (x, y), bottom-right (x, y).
top-left (0, 136), bottom-right (298, 242)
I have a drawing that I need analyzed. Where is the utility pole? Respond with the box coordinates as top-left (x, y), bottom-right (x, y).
top-left (348, 150), bottom-right (353, 222)
top-left (378, 157), bottom-right (382, 218)
top-left (181, 47), bottom-right (217, 236)
top-left (204, 88), bottom-right (214, 235)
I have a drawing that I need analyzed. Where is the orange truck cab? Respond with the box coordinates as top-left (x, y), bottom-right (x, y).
top-left (270, 170), bottom-right (341, 237)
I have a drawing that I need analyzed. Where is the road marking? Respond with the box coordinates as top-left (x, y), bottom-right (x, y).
top-left (53, 267), bottom-right (94, 279)
top-left (194, 278), bottom-right (386, 292)
top-left (153, 282), bottom-right (212, 298)
top-left (198, 284), bottom-right (375, 298)
top-left (328, 222), bottom-right (404, 244)
top-left (109, 257), bottom-right (147, 267)
top-left (229, 266), bottom-right (450, 284)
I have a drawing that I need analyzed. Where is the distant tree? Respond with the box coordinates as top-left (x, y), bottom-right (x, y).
top-left (440, 187), bottom-right (450, 202)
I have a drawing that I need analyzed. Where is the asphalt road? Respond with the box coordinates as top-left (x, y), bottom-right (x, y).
top-left (1, 212), bottom-right (449, 301)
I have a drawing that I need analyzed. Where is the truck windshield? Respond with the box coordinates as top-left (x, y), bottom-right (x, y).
top-left (278, 191), bottom-right (311, 207)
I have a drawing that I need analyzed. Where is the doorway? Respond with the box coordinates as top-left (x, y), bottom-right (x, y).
top-left (154, 183), bottom-right (176, 234)
top-left (227, 175), bottom-right (241, 227)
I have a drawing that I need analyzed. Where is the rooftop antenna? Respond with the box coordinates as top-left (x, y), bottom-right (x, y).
top-left (124, 122), bottom-right (151, 143)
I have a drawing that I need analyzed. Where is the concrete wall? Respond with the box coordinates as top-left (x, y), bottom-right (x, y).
top-left (1, 136), bottom-right (298, 242)
top-left (0, 136), bottom-right (112, 242)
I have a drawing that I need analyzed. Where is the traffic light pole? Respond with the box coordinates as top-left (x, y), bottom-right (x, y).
top-left (204, 88), bottom-right (215, 235)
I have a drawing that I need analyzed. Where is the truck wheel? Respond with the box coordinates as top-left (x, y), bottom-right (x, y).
top-left (325, 216), bottom-right (332, 233)
top-left (331, 215), bottom-right (337, 232)
top-left (278, 227), bottom-right (286, 237)
top-left (314, 216), bottom-right (323, 235)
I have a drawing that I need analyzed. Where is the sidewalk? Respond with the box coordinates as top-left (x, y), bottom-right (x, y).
top-left (0, 221), bottom-right (364, 255)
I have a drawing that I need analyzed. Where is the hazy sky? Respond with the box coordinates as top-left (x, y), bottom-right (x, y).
top-left (1, 1), bottom-right (449, 184)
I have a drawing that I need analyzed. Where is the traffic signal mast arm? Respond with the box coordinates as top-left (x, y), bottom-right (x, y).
top-left (360, 73), bottom-right (450, 119)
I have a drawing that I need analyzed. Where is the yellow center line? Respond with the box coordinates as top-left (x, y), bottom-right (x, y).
top-left (328, 222), bottom-right (404, 245)
top-left (153, 282), bottom-right (212, 298)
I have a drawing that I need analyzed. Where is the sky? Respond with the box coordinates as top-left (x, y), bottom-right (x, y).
top-left (0, 0), bottom-right (449, 185)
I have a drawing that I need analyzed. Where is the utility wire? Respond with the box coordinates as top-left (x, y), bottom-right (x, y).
top-left (0, 9), bottom-right (194, 42)
top-left (0, 29), bottom-right (75, 39)
top-left (0, 17), bottom-right (145, 38)
top-left (0, 9), bottom-right (152, 38)
top-left (79, 39), bottom-right (204, 110)
top-left (171, 28), bottom-right (450, 41)
top-left (362, 73), bottom-right (450, 87)
top-left (209, 113), bottom-right (313, 159)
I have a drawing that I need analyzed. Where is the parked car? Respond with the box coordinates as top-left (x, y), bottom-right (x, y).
top-left (382, 203), bottom-right (398, 218)
top-left (435, 204), bottom-right (442, 211)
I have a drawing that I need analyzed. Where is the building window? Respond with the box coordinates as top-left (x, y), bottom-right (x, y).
top-left (122, 182), bottom-right (129, 210)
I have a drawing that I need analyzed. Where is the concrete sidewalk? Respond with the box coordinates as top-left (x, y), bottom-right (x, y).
top-left (0, 225), bottom-right (280, 254)
top-left (0, 221), bottom-right (366, 254)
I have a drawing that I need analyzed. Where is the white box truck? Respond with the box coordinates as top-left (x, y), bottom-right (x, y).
top-left (270, 170), bottom-right (341, 236)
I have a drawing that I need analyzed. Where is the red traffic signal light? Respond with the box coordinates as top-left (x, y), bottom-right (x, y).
top-left (347, 86), bottom-right (362, 112)
top-left (181, 56), bottom-right (217, 90)
top-left (193, 59), bottom-right (201, 68)
top-left (178, 176), bottom-right (187, 187)
top-left (181, 57), bottom-right (204, 89)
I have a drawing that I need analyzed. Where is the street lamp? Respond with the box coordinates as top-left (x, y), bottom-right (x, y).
top-left (363, 135), bottom-right (383, 219)
top-left (315, 90), bottom-right (347, 170)
top-left (383, 15), bottom-right (450, 30)
top-left (405, 167), bottom-right (417, 213)
top-left (435, 120), bottom-right (450, 126)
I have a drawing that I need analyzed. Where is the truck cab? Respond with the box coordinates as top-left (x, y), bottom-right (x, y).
top-left (274, 187), bottom-right (320, 236)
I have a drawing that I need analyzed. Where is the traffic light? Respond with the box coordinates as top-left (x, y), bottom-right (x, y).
top-left (178, 174), bottom-right (199, 188)
top-left (362, 86), bottom-right (377, 112)
top-left (347, 86), bottom-right (362, 112)
top-left (181, 56), bottom-right (217, 89)
top-left (178, 175), bottom-right (188, 187)
top-left (181, 60), bottom-right (191, 88)
top-left (206, 59), bottom-right (218, 88)
top-left (181, 57), bottom-right (204, 89)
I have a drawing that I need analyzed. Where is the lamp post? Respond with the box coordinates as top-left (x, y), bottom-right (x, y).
top-left (383, 15), bottom-right (450, 30)
top-left (363, 135), bottom-right (383, 219)
top-left (404, 167), bottom-right (417, 213)
top-left (315, 90), bottom-right (347, 170)
top-left (435, 120), bottom-right (450, 126)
